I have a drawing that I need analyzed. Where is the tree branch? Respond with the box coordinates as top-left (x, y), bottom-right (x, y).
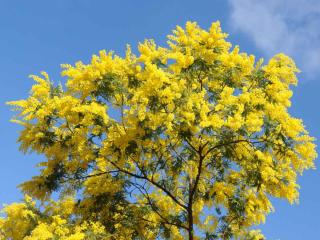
top-left (108, 160), bottom-right (188, 210)
top-left (131, 180), bottom-right (189, 231)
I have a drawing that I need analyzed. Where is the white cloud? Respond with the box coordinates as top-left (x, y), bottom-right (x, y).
top-left (228, 0), bottom-right (320, 79)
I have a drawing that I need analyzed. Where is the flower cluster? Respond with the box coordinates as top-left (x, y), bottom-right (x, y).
top-left (4, 21), bottom-right (316, 239)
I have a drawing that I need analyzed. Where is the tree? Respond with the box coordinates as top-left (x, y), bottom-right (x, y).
top-left (2, 21), bottom-right (317, 240)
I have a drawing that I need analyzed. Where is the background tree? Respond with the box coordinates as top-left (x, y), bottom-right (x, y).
top-left (2, 21), bottom-right (317, 240)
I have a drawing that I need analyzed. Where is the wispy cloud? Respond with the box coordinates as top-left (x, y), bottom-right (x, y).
top-left (228, 0), bottom-right (320, 79)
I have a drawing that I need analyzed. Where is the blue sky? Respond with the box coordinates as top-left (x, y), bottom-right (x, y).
top-left (0, 0), bottom-right (319, 239)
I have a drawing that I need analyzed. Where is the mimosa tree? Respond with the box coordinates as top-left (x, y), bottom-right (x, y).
top-left (2, 21), bottom-right (317, 240)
